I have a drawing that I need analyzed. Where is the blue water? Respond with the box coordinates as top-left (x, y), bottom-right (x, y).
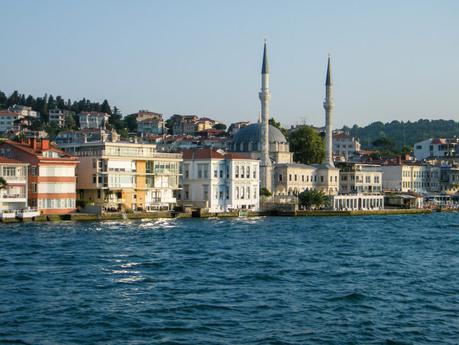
top-left (1, 214), bottom-right (459, 344)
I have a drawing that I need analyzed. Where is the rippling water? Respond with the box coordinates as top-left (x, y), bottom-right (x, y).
top-left (1, 214), bottom-right (459, 344)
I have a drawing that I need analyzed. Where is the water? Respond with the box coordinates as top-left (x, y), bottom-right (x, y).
top-left (1, 214), bottom-right (459, 344)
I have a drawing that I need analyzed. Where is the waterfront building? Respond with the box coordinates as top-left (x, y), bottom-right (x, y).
top-left (331, 194), bottom-right (384, 211)
top-left (0, 139), bottom-right (78, 214)
top-left (333, 131), bottom-right (361, 161)
top-left (180, 148), bottom-right (259, 212)
top-left (78, 111), bottom-right (110, 130)
top-left (336, 162), bottom-right (382, 194)
top-left (136, 110), bottom-right (165, 136)
top-left (381, 162), bottom-right (441, 194)
top-left (65, 140), bottom-right (181, 212)
top-left (414, 138), bottom-right (458, 161)
top-left (0, 157), bottom-right (28, 211)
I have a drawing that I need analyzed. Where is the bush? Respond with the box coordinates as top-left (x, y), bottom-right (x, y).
top-left (260, 187), bottom-right (272, 197)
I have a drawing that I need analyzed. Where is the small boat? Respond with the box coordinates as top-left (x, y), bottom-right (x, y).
top-left (16, 208), bottom-right (40, 219)
top-left (0, 210), bottom-right (17, 220)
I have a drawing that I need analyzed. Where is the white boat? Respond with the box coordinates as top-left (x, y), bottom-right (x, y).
top-left (0, 210), bottom-right (17, 219)
top-left (16, 208), bottom-right (40, 219)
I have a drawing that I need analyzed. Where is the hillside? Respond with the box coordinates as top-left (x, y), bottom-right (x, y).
top-left (343, 119), bottom-right (459, 151)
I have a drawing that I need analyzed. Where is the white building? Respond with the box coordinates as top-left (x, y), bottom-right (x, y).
top-left (414, 138), bottom-right (457, 161)
top-left (49, 108), bottom-right (74, 127)
top-left (333, 131), bottom-right (361, 160)
top-left (9, 105), bottom-right (38, 118)
top-left (332, 194), bottom-right (384, 211)
top-left (79, 112), bottom-right (110, 129)
top-left (0, 157), bottom-right (28, 211)
top-left (381, 163), bottom-right (441, 194)
top-left (337, 162), bottom-right (382, 194)
top-left (181, 148), bottom-right (259, 212)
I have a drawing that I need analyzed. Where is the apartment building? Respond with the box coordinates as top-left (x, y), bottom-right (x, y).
top-left (181, 148), bottom-right (259, 212)
top-left (381, 163), bottom-right (441, 194)
top-left (336, 162), bottom-right (382, 194)
top-left (9, 105), bottom-right (38, 118)
top-left (79, 111), bottom-right (110, 129)
top-left (0, 110), bottom-right (23, 133)
top-left (136, 111), bottom-right (165, 135)
top-left (0, 157), bottom-right (28, 211)
top-left (49, 108), bottom-right (75, 127)
top-left (0, 139), bottom-right (78, 214)
top-left (414, 138), bottom-right (458, 161)
top-left (333, 132), bottom-right (361, 160)
top-left (66, 141), bottom-right (181, 212)
top-left (170, 114), bottom-right (199, 135)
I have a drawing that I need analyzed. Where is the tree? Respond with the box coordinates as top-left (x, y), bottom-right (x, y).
top-left (260, 187), bottom-right (272, 197)
top-left (298, 190), bottom-right (329, 210)
top-left (213, 123), bottom-right (227, 131)
top-left (101, 100), bottom-right (112, 114)
top-left (0, 177), bottom-right (7, 190)
top-left (7, 90), bottom-right (21, 107)
top-left (0, 91), bottom-right (7, 107)
top-left (288, 126), bottom-right (325, 164)
top-left (108, 105), bottom-right (123, 131)
top-left (123, 114), bottom-right (138, 132)
top-left (269, 117), bottom-right (289, 138)
top-left (64, 113), bottom-right (77, 130)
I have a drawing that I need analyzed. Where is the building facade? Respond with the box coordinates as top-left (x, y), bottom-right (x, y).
top-left (136, 111), bottom-right (165, 136)
top-left (0, 157), bottom-right (28, 211)
top-left (337, 162), bottom-right (382, 194)
top-left (333, 132), bottom-right (361, 160)
top-left (0, 110), bottom-right (23, 133)
top-left (79, 112), bottom-right (110, 129)
top-left (65, 141), bottom-right (181, 212)
top-left (181, 148), bottom-right (259, 212)
top-left (0, 139), bottom-right (78, 215)
top-left (414, 138), bottom-right (458, 161)
top-left (381, 163), bottom-right (441, 194)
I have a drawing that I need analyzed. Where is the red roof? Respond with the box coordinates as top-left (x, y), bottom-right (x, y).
top-left (1, 140), bottom-right (77, 162)
top-left (0, 157), bottom-right (25, 164)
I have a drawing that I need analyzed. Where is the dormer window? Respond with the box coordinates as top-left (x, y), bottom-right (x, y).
top-left (42, 150), bottom-right (59, 158)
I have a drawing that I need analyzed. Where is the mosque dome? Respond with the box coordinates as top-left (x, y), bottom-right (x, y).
top-left (233, 123), bottom-right (287, 144)
top-left (230, 123), bottom-right (288, 153)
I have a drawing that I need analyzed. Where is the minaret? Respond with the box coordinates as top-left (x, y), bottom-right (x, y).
top-left (259, 40), bottom-right (272, 191)
top-left (323, 55), bottom-right (335, 167)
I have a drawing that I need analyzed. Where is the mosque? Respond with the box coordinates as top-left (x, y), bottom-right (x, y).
top-left (230, 42), bottom-right (339, 196)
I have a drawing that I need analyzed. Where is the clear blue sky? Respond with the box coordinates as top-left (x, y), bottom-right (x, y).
top-left (1, 0), bottom-right (458, 128)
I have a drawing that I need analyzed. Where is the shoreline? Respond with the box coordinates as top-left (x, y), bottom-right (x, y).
top-left (0, 208), bottom-right (435, 223)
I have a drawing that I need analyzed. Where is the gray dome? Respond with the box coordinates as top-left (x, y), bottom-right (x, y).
top-left (232, 123), bottom-right (287, 145)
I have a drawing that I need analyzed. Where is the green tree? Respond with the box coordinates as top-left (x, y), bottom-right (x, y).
top-left (260, 187), bottom-right (272, 197)
top-left (269, 117), bottom-right (289, 138)
top-left (298, 190), bottom-right (329, 210)
top-left (0, 91), bottom-right (7, 107)
top-left (123, 114), bottom-right (138, 132)
top-left (213, 123), bottom-right (227, 131)
top-left (64, 113), bottom-right (77, 130)
top-left (0, 177), bottom-right (7, 190)
top-left (288, 126), bottom-right (325, 164)
top-left (101, 100), bottom-right (112, 114)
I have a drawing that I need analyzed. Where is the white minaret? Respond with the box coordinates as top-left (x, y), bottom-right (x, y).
top-left (323, 55), bottom-right (335, 167)
top-left (259, 40), bottom-right (272, 191)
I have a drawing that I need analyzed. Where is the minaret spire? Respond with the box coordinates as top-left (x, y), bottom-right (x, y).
top-left (323, 55), bottom-right (335, 167)
top-left (259, 40), bottom-right (272, 192)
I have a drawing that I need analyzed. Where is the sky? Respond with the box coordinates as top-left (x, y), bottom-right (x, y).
top-left (1, 0), bottom-right (459, 129)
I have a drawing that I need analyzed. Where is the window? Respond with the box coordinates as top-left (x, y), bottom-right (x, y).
top-left (226, 186), bottom-right (229, 199)
top-left (294, 174), bottom-right (297, 181)
top-left (214, 169), bottom-right (218, 178)
top-left (30, 166), bottom-right (38, 176)
top-left (235, 166), bottom-right (239, 178)
top-left (92, 174), bottom-right (96, 184)
top-left (279, 174), bottom-right (283, 182)
top-left (31, 183), bottom-right (37, 193)
top-left (203, 185), bottom-right (209, 200)
top-left (3, 167), bottom-right (16, 176)
top-left (321, 176), bottom-right (324, 183)
top-left (253, 168), bottom-right (256, 179)
top-left (289, 174), bottom-right (292, 181)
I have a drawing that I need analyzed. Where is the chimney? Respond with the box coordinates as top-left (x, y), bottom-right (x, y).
top-left (31, 138), bottom-right (38, 150)
top-left (41, 139), bottom-right (50, 150)
top-left (396, 156), bottom-right (402, 165)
